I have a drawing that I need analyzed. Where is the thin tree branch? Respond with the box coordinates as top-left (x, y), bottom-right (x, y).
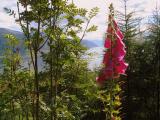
top-left (80, 19), bottom-right (91, 42)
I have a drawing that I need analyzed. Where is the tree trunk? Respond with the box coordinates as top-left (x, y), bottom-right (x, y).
top-left (34, 51), bottom-right (39, 120)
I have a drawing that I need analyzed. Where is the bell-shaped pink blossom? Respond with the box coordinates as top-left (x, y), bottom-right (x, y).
top-left (97, 15), bottom-right (128, 84)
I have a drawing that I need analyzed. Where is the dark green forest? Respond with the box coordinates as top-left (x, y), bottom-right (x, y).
top-left (0, 0), bottom-right (160, 120)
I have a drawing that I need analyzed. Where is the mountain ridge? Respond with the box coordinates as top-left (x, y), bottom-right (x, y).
top-left (0, 28), bottom-right (103, 49)
top-left (0, 28), bottom-right (103, 69)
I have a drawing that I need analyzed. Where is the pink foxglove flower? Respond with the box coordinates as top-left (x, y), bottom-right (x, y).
top-left (97, 15), bottom-right (128, 84)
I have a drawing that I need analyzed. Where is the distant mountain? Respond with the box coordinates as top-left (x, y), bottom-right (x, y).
top-left (0, 28), bottom-right (24, 43)
top-left (81, 40), bottom-right (98, 48)
top-left (92, 40), bottom-right (103, 47)
top-left (0, 28), bottom-right (103, 50)
top-left (0, 28), bottom-right (25, 54)
top-left (81, 40), bottom-right (103, 48)
top-left (0, 28), bottom-right (23, 36)
top-left (81, 40), bottom-right (104, 70)
top-left (0, 28), bottom-right (103, 69)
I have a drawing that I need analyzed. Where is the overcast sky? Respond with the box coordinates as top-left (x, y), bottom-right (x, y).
top-left (0, 0), bottom-right (159, 41)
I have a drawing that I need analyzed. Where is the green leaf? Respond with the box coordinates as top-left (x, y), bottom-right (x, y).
top-left (86, 25), bottom-right (98, 32)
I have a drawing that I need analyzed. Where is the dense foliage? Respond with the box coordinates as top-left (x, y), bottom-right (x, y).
top-left (0, 0), bottom-right (160, 120)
